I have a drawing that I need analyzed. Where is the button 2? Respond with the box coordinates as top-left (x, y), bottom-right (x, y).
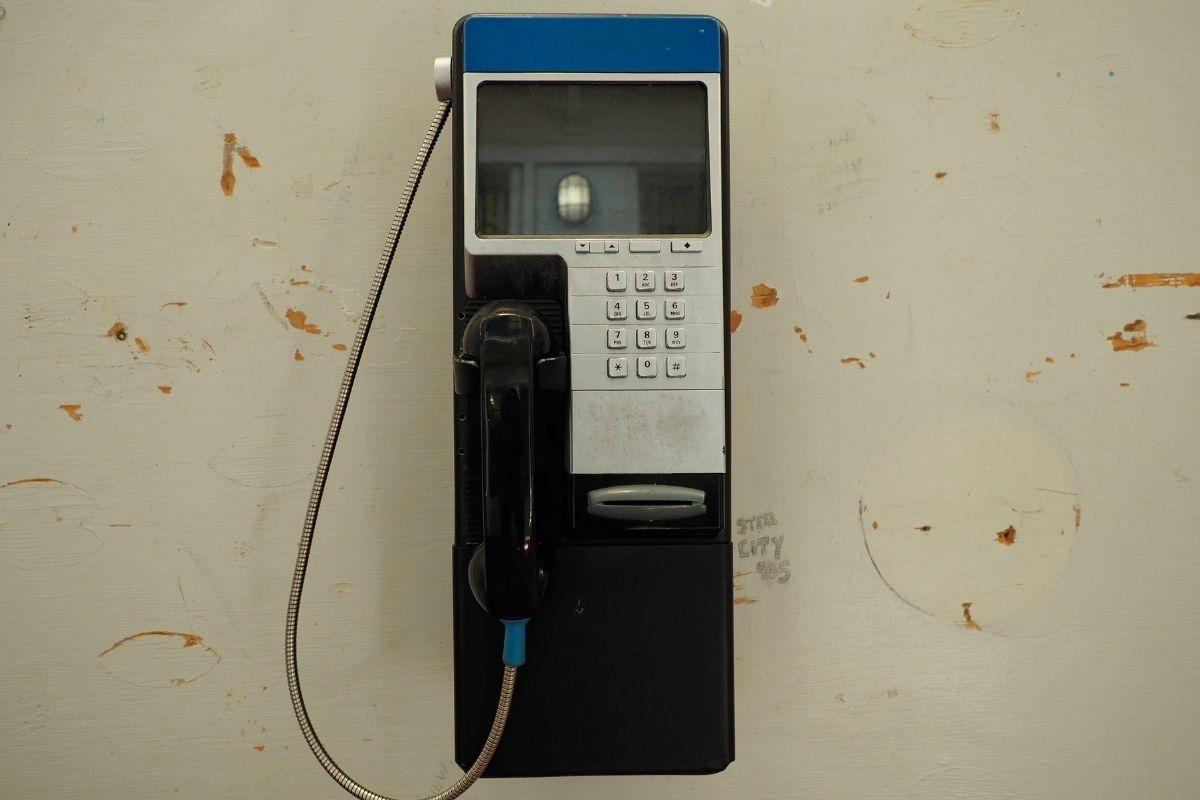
top-left (635, 270), bottom-right (655, 292)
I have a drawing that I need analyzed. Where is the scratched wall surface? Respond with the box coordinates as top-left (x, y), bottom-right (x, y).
top-left (2, 1), bottom-right (1199, 798)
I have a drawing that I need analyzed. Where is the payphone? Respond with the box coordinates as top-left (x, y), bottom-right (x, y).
top-left (288, 14), bottom-right (732, 799)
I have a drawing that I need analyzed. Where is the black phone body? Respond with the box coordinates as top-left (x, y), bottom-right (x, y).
top-left (450, 14), bottom-right (733, 776)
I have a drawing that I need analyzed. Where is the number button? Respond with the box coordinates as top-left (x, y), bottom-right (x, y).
top-left (666, 356), bottom-right (686, 377)
top-left (664, 299), bottom-right (685, 320)
top-left (635, 270), bottom-right (655, 292)
top-left (665, 327), bottom-right (686, 349)
top-left (636, 328), bottom-right (657, 349)
top-left (607, 298), bottom-right (628, 320)
top-left (607, 328), bottom-right (627, 349)
top-left (635, 298), bottom-right (656, 320)
top-left (607, 357), bottom-right (628, 378)
top-left (665, 271), bottom-right (685, 291)
top-left (637, 356), bottom-right (658, 378)
top-left (606, 271), bottom-right (627, 292)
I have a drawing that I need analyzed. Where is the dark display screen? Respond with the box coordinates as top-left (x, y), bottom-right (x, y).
top-left (475, 82), bottom-right (710, 236)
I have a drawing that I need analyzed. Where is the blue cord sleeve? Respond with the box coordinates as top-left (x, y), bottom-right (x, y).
top-left (501, 618), bottom-right (530, 667)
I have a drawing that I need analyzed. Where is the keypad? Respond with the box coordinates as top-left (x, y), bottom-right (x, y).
top-left (581, 267), bottom-right (717, 385)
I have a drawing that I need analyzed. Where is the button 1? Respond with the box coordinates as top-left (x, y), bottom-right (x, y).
top-left (635, 270), bottom-right (655, 291)
top-left (670, 239), bottom-right (702, 253)
top-left (664, 299), bottom-right (685, 320)
top-left (665, 327), bottom-right (686, 349)
top-left (666, 356), bottom-right (686, 377)
top-left (636, 328), bottom-right (657, 349)
top-left (629, 240), bottom-right (662, 253)
top-left (635, 298), bottom-right (657, 320)
top-left (606, 271), bottom-right (627, 292)
top-left (607, 299), bottom-right (628, 320)
top-left (608, 357), bottom-right (628, 378)
top-left (637, 356), bottom-right (658, 378)
top-left (665, 270), bottom-right (685, 291)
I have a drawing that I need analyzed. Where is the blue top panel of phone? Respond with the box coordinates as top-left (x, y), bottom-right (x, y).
top-left (463, 15), bottom-right (722, 73)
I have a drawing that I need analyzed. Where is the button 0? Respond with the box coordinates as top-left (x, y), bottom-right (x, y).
top-left (608, 357), bottom-right (628, 378)
top-left (637, 356), bottom-right (658, 378)
top-left (670, 239), bottom-right (703, 253)
top-left (606, 271), bottom-right (627, 292)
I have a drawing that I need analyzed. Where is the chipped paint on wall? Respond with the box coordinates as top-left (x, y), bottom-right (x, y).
top-left (1107, 319), bottom-right (1154, 352)
top-left (1101, 273), bottom-right (1200, 289)
top-left (750, 283), bottom-right (778, 308)
top-left (285, 308), bottom-right (322, 334)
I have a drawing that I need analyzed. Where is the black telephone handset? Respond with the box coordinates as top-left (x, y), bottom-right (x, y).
top-left (456, 303), bottom-right (556, 618)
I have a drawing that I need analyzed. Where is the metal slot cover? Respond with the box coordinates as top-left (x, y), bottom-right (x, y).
top-left (586, 484), bottom-right (707, 521)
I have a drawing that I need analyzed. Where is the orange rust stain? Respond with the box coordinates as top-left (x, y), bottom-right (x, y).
top-left (158, 385), bottom-right (173, 395)
top-left (840, 357), bottom-right (865, 369)
top-left (995, 525), bottom-right (1017, 546)
top-left (733, 571), bottom-right (752, 579)
top-left (730, 309), bottom-right (743, 332)
top-left (962, 602), bottom-right (981, 631)
top-left (98, 631), bottom-right (205, 658)
top-left (106, 321), bottom-right (127, 341)
top-left (134, 337), bottom-right (149, 354)
top-left (733, 596), bottom-right (757, 606)
top-left (868, 352), bottom-right (876, 359)
top-left (289, 279), bottom-right (310, 286)
top-left (221, 133), bottom-right (237, 196)
top-left (235, 146), bottom-right (261, 169)
top-left (989, 112), bottom-right (1001, 132)
top-left (853, 275), bottom-right (870, 283)
top-left (750, 283), bottom-right (779, 308)
top-left (2, 477), bottom-right (65, 488)
top-left (71, 225), bottom-right (79, 234)
top-left (1107, 319), bottom-right (1155, 352)
top-left (915, 525), bottom-right (932, 533)
top-left (332, 343), bottom-right (348, 351)
top-left (284, 308), bottom-right (322, 335)
top-left (1119, 382), bottom-right (1130, 387)
top-left (293, 349), bottom-right (304, 361)
top-left (871, 520), bottom-right (878, 530)
top-left (253, 744), bottom-right (266, 752)
top-left (934, 171), bottom-right (947, 180)
top-left (1102, 273), bottom-right (1200, 289)
top-left (59, 404), bottom-right (83, 422)
top-left (160, 301), bottom-right (187, 309)
top-left (300, 264), bottom-right (313, 272)
top-left (1073, 505), bottom-right (1081, 530)
top-left (1024, 370), bottom-right (1041, 383)
top-left (1045, 356), bottom-right (1055, 363)
top-left (793, 326), bottom-right (808, 343)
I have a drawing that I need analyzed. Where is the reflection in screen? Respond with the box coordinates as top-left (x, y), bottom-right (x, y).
top-left (475, 83), bottom-right (709, 236)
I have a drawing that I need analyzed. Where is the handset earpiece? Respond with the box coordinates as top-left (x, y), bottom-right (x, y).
top-left (458, 301), bottom-right (552, 619)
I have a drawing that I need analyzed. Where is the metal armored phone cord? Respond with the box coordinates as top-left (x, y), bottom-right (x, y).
top-left (284, 100), bottom-right (520, 800)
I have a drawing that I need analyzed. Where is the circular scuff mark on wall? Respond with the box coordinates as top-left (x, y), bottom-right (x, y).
top-left (859, 397), bottom-right (1080, 636)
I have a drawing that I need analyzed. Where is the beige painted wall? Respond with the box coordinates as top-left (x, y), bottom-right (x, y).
top-left (3, 1), bottom-right (1199, 797)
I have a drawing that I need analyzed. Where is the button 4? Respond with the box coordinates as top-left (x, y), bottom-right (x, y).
top-left (607, 299), bottom-right (628, 320)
